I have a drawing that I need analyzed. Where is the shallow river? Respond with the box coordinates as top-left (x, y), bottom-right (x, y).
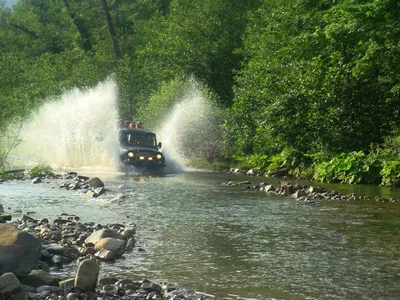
top-left (1, 171), bottom-right (400, 300)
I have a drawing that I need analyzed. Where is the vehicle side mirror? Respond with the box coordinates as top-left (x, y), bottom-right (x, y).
top-left (158, 142), bottom-right (162, 149)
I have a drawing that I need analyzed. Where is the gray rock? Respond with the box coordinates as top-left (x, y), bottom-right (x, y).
top-left (264, 184), bottom-right (275, 192)
top-left (0, 224), bottom-right (42, 277)
top-left (93, 187), bottom-right (106, 197)
top-left (43, 244), bottom-right (65, 255)
top-left (292, 190), bottom-right (307, 199)
top-left (87, 177), bottom-right (104, 188)
top-left (36, 285), bottom-right (62, 293)
top-left (85, 229), bottom-right (126, 245)
top-left (123, 225), bottom-right (136, 239)
top-left (246, 169), bottom-right (256, 176)
top-left (125, 237), bottom-right (135, 252)
top-left (94, 248), bottom-right (116, 261)
top-left (98, 277), bottom-right (119, 285)
top-left (66, 292), bottom-right (80, 300)
top-left (94, 237), bottom-right (127, 256)
top-left (0, 204), bottom-right (3, 213)
top-left (20, 270), bottom-right (60, 287)
top-left (31, 177), bottom-right (41, 184)
top-left (0, 213), bottom-right (12, 221)
top-left (59, 278), bottom-right (75, 289)
top-left (141, 281), bottom-right (162, 293)
top-left (0, 272), bottom-right (22, 295)
top-left (74, 257), bottom-right (99, 292)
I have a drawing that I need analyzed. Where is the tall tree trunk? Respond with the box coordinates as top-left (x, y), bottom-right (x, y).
top-left (101, 0), bottom-right (121, 60)
top-left (62, 0), bottom-right (92, 51)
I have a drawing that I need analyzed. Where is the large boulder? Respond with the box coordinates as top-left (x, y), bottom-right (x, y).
top-left (94, 238), bottom-right (126, 256)
top-left (74, 257), bottom-right (99, 292)
top-left (0, 224), bottom-right (41, 277)
top-left (85, 229), bottom-right (126, 245)
top-left (87, 177), bottom-right (104, 188)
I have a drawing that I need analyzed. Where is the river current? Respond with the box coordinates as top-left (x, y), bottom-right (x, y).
top-left (1, 171), bottom-right (400, 300)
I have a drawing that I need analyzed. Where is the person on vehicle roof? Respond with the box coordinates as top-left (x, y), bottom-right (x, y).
top-left (129, 122), bottom-right (136, 128)
top-left (137, 121), bottom-right (143, 129)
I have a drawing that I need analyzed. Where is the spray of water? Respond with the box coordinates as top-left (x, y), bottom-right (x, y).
top-left (157, 80), bottom-right (221, 173)
top-left (8, 77), bottom-right (219, 174)
top-left (12, 79), bottom-right (120, 171)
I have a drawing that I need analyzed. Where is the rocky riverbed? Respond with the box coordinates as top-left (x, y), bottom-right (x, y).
top-left (224, 168), bottom-right (400, 203)
top-left (0, 172), bottom-right (212, 300)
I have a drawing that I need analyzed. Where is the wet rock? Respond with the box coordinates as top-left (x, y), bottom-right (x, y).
top-left (94, 248), bottom-right (116, 261)
top-left (0, 213), bottom-right (11, 222)
top-left (0, 272), bottom-right (22, 295)
top-left (98, 277), bottom-right (119, 285)
top-left (87, 177), bottom-right (104, 188)
top-left (93, 187), bottom-right (106, 197)
top-left (59, 278), bottom-right (75, 289)
top-left (246, 169), bottom-right (256, 176)
top-left (125, 237), bottom-right (135, 252)
top-left (95, 237), bottom-right (127, 256)
top-left (264, 184), bottom-right (275, 192)
top-left (292, 190), bottom-right (307, 199)
top-left (85, 229), bottom-right (126, 245)
top-left (74, 257), bottom-right (99, 292)
top-left (36, 285), bottom-right (62, 293)
top-left (0, 204), bottom-right (4, 213)
top-left (141, 281), bottom-right (162, 293)
top-left (66, 292), bottom-right (80, 300)
top-left (20, 270), bottom-right (60, 287)
top-left (0, 224), bottom-right (42, 277)
top-left (31, 177), bottom-right (41, 184)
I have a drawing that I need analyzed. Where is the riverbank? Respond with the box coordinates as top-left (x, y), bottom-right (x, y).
top-left (222, 167), bottom-right (400, 204)
top-left (0, 172), bottom-right (213, 300)
top-left (0, 212), bottom-right (210, 299)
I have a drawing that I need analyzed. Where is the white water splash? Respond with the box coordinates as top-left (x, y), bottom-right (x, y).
top-left (157, 81), bottom-right (220, 173)
top-left (12, 79), bottom-right (120, 171)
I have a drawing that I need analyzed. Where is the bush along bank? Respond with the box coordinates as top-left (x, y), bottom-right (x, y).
top-left (0, 208), bottom-right (211, 300)
top-left (234, 146), bottom-right (400, 187)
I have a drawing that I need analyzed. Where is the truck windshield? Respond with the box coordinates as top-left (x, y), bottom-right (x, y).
top-left (121, 132), bottom-right (157, 148)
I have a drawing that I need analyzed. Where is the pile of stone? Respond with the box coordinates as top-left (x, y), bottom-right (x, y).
top-left (0, 210), bottom-right (209, 299)
top-left (0, 268), bottom-right (209, 299)
top-left (222, 181), bottom-right (400, 203)
top-left (28, 171), bottom-right (107, 198)
top-left (58, 175), bottom-right (107, 198)
top-left (14, 213), bottom-right (136, 264)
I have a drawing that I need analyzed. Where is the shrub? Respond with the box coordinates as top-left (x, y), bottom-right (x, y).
top-left (28, 165), bottom-right (54, 179)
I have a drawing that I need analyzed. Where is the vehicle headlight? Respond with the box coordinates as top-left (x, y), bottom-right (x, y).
top-left (127, 152), bottom-right (134, 158)
top-left (156, 154), bottom-right (162, 160)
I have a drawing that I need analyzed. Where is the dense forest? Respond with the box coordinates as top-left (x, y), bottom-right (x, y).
top-left (0, 0), bottom-right (399, 185)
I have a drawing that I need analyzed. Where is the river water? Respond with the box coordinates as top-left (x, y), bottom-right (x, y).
top-left (1, 171), bottom-right (400, 300)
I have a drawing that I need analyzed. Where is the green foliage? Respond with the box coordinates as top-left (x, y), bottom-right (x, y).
top-left (28, 165), bottom-right (54, 179)
top-left (380, 160), bottom-right (400, 186)
top-left (245, 148), bottom-right (298, 174)
top-left (1, 0), bottom-right (400, 187)
top-left (0, 170), bottom-right (23, 181)
top-left (225, 0), bottom-right (400, 158)
top-left (135, 78), bottom-right (187, 130)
